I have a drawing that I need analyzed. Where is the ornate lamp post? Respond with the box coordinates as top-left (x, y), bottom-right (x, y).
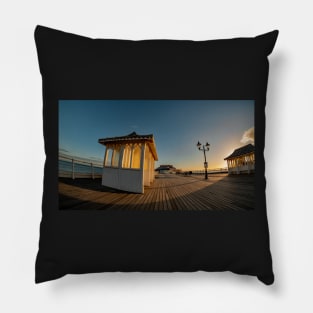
top-left (197, 141), bottom-right (210, 180)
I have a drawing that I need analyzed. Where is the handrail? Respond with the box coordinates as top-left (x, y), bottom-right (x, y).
top-left (59, 153), bottom-right (103, 179)
top-left (59, 153), bottom-right (103, 167)
top-left (182, 168), bottom-right (228, 173)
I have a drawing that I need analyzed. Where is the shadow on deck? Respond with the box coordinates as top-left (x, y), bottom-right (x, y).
top-left (59, 173), bottom-right (255, 211)
top-left (59, 177), bottom-right (128, 193)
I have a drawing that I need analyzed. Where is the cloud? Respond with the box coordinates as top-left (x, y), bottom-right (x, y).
top-left (240, 127), bottom-right (254, 144)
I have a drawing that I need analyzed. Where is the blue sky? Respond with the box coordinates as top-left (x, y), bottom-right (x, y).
top-left (59, 100), bottom-right (254, 170)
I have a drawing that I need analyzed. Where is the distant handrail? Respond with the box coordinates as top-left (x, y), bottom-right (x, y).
top-left (184, 168), bottom-right (228, 173)
top-left (177, 168), bottom-right (228, 175)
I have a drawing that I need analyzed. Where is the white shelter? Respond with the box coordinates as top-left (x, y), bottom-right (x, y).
top-left (98, 132), bottom-right (158, 193)
top-left (224, 144), bottom-right (255, 174)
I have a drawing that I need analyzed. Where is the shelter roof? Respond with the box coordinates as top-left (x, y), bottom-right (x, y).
top-left (99, 132), bottom-right (158, 160)
top-left (224, 144), bottom-right (254, 160)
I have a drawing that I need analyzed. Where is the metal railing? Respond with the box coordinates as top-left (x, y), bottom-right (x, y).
top-left (177, 168), bottom-right (228, 175)
top-left (59, 153), bottom-right (103, 179)
top-left (190, 168), bottom-right (228, 174)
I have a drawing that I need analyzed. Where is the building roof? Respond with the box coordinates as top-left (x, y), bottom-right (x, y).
top-left (155, 165), bottom-right (176, 171)
top-left (99, 131), bottom-right (153, 143)
top-left (224, 144), bottom-right (255, 160)
top-left (98, 132), bottom-right (158, 160)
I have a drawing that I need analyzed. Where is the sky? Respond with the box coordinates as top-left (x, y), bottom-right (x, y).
top-left (59, 100), bottom-right (254, 170)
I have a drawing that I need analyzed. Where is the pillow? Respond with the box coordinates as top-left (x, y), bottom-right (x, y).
top-left (35, 25), bottom-right (278, 285)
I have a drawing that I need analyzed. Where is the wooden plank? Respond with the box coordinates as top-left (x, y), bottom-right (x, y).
top-left (58, 174), bottom-right (255, 211)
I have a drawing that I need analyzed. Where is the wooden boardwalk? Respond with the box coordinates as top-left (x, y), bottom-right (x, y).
top-left (59, 174), bottom-right (255, 211)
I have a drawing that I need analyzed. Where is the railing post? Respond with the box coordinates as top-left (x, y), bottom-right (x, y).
top-left (72, 158), bottom-right (75, 179)
top-left (91, 162), bottom-right (94, 179)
